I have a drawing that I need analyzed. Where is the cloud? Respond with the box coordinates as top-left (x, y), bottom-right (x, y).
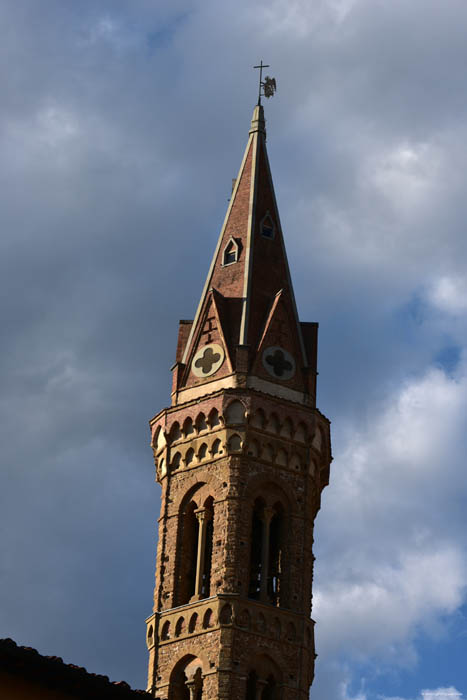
top-left (381, 687), bottom-right (464, 700)
top-left (312, 362), bottom-right (467, 695)
top-left (427, 277), bottom-right (467, 315)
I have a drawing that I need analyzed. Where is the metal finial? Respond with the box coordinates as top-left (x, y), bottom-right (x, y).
top-left (253, 61), bottom-right (277, 105)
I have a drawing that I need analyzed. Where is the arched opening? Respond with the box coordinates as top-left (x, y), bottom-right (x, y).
top-left (223, 238), bottom-right (239, 265)
top-left (268, 503), bottom-right (285, 607)
top-left (208, 407), bottom-right (220, 427)
top-left (245, 656), bottom-right (281, 700)
top-left (202, 608), bottom-right (213, 629)
top-left (219, 603), bottom-right (232, 625)
top-left (257, 613), bottom-right (266, 634)
top-left (170, 422), bottom-right (181, 442)
top-left (161, 620), bottom-right (170, 641)
top-left (248, 498), bottom-right (265, 600)
top-left (177, 501), bottom-right (199, 604)
top-left (211, 438), bottom-right (221, 456)
top-left (246, 670), bottom-right (258, 700)
top-left (169, 656), bottom-right (204, 700)
top-left (153, 427), bottom-right (166, 451)
top-left (171, 452), bottom-right (181, 470)
top-left (188, 612), bottom-right (198, 633)
top-left (261, 444), bottom-right (274, 462)
top-left (247, 439), bottom-right (259, 457)
top-left (294, 422), bottom-right (307, 443)
top-left (196, 413), bottom-right (207, 432)
top-left (176, 490), bottom-right (214, 606)
top-left (183, 417), bottom-right (194, 437)
top-left (238, 609), bottom-right (250, 629)
top-left (185, 447), bottom-right (195, 466)
top-left (266, 413), bottom-right (280, 434)
top-left (251, 409), bottom-right (266, 429)
top-left (248, 495), bottom-right (288, 607)
top-left (275, 448), bottom-right (287, 466)
top-left (228, 433), bottom-right (242, 452)
top-left (175, 616), bottom-right (185, 637)
top-left (225, 400), bottom-right (245, 425)
top-left (280, 417), bottom-right (293, 438)
top-left (290, 454), bottom-right (301, 471)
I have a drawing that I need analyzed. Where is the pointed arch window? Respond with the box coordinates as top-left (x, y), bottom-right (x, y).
top-left (222, 237), bottom-right (239, 266)
top-left (176, 496), bottom-right (214, 605)
top-left (248, 499), bottom-right (287, 607)
top-left (260, 213), bottom-right (275, 240)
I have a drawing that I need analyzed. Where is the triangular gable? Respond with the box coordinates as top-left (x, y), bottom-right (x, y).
top-left (251, 290), bottom-right (307, 392)
top-left (180, 288), bottom-right (233, 389)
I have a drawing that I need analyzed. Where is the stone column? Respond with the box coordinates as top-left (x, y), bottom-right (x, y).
top-left (186, 670), bottom-right (203, 699)
top-left (255, 678), bottom-right (268, 700)
top-left (194, 507), bottom-right (212, 599)
top-left (260, 507), bottom-right (275, 603)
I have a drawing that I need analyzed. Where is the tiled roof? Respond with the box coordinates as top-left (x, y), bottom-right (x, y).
top-left (0, 638), bottom-right (151, 698)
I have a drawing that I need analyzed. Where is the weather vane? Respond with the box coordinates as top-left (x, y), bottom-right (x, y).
top-left (253, 61), bottom-right (277, 105)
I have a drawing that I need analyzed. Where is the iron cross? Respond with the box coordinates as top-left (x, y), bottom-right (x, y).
top-left (254, 61), bottom-right (270, 105)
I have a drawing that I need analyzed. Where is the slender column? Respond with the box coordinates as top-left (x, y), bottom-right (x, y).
top-left (186, 671), bottom-right (203, 699)
top-left (260, 507), bottom-right (275, 602)
top-left (255, 678), bottom-right (268, 700)
top-left (194, 508), bottom-right (212, 599)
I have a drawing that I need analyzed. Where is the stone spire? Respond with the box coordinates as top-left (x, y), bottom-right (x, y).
top-left (172, 105), bottom-right (317, 407)
top-left (146, 102), bottom-right (331, 700)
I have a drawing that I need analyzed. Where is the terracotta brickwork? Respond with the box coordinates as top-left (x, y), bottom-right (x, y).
top-left (146, 106), bottom-right (331, 699)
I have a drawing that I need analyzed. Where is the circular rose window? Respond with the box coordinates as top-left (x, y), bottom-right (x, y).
top-left (262, 346), bottom-right (295, 380)
top-left (192, 343), bottom-right (225, 378)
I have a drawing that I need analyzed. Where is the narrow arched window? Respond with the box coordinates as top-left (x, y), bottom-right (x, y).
top-left (176, 493), bottom-right (214, 606)
top-left (225, 400), bottom-right (246, 425)
top-left (261, 213), bottom-right (275, 239)
top-left (183, 417), bottom-right (194, 437)
top-left (188, 612), bottom-right (198, 633)
top-left (208, 408), bottom-right (220, 427)
top-left (222, 237), bottom-right (239, 265)
top-left (248, 499), bottom-right (264, 599)
top-left (211, 438), bottom-right (221, 456)
top-left (175, 616), bottom-right (185, 637)
top-left (268, 504), bottom-right (284, 607)
top-left (170, 422), bottom-right (181, 441)
top-left (196, 413), bottom-right (207, 432)
top-left (177, 501), bottom-right (199, 604)
top-left (171, 452), bottom-right (181, 470)
top-left (228, 433), bottom-right (242, 452)
top-left (246, 671), bottom-right (258, 700)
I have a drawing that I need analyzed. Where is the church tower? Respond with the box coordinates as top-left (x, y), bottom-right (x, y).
top-left (145, 103), bottom-right (331, 700)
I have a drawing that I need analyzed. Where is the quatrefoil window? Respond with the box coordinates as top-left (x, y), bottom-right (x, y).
top-left (192, 343), bottom-right (225, 378)
top-left (262, 346), bottom-right (296, 380)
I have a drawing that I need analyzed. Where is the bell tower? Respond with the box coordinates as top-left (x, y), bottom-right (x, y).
top-left (145, 103), bottom-right (331, 700)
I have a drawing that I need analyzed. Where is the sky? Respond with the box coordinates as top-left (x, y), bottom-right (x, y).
top-left (0, 1), bottom-right (466, 699)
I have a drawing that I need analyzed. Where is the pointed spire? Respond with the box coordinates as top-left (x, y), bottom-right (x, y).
top-left (249, 104), bottom-right (266, 136)
top-left (173, 105), bottom-right (317, 405)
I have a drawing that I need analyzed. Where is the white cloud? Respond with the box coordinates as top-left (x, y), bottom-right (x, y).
top-left (380, 687), bottom-right (463, 700)
top-left (313, 364), bottom-right (467, 667)
top-left (427, 276), bottom-right (467, 315)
